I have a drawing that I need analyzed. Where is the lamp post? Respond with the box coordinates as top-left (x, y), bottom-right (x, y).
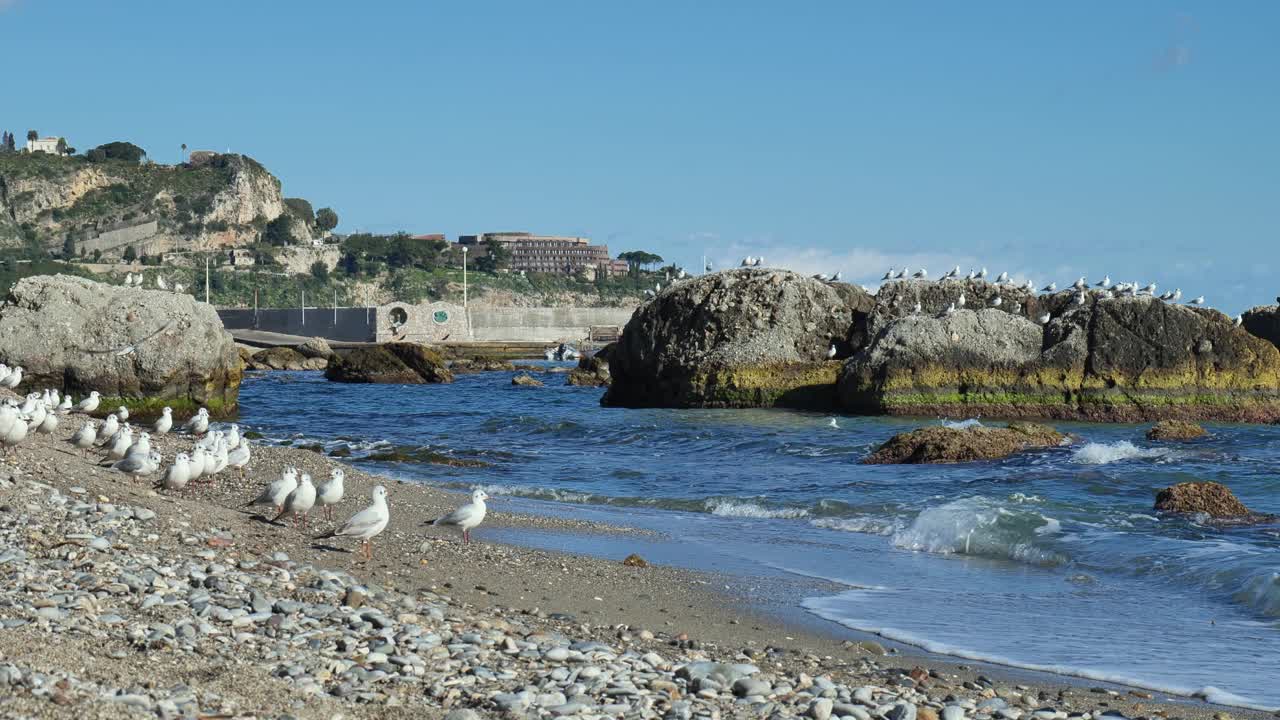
top-left (461, 245), bottom-right (470, 338)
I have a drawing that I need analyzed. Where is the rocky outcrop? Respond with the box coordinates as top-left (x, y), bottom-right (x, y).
top-left (324, 343), bottom-right (452, 384)
top-left (0, 275), bottom-right (240, 414)
top-left (1146, 420), bottom-right (1206, 441)
top-left (0, 151), bottom-right (310, 257)
top-left (1242, 305), bottom-right (1280, 350)
top-left (840, 296), bottom-right (1280, 422)
top-left (1153, 482), bottom-right (1257, 519)
top-left (863, 422), bottom-right (1066, 464)
top-left (296, 336), bottom-right (334, 360)
top-left (250, 346), bottom-right (322, 371)
top-left (603, 269), bottom-right (872, 409)
top-left (450, 357), bottom-right (516, 373)
top-left (512, 374), bottom-right (544, 387)
top-left (567, 343), bottom-right (614, 387)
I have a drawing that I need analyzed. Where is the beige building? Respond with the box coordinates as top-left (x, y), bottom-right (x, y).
top-left (26, 136), bottom-right (65, 154)
top-left (458, 232), bottom-right (623, 276)
top-left (375, 300), bottom-right (470, 343)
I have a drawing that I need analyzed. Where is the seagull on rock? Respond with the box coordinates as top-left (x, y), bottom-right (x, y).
top-left (1187, 296), bottom-right (1205, 306)
top-left (1038, 313), bottom-right (1052, 324)
top-left (432, 489), bottom-right (489, 544)
top-left (315, 485), bottom-right (389, 561)
top-left (826, 343), bottom-right (837, 359)
top-left (1041, 282), bottom-right (1056, 293)
top-left (991, 295), bottom-right (1002, 308)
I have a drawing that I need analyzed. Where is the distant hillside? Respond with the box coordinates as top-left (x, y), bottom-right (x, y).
top-left (0, 148), bottom-right (317, 260)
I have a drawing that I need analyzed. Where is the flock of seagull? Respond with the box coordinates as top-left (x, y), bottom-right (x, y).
top-left (121, 272), bottom-right (185, 294)
top-left (0, 382), bottom-right (490, 561)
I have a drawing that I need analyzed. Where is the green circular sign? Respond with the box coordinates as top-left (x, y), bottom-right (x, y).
top-left (432, 310), bottom-right (449, 324)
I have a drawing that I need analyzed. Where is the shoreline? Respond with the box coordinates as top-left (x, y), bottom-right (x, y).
top-left (1, 394), bottom-right (1275, 718)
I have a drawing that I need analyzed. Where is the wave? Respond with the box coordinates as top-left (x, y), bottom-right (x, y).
top-left (891, 497), bottom-right (1067, 566)
top-left (1237, 572), bottom-right (1280, 617)
top-left (705, 499), bottom-right (810, 519)
top-left (1070, 441), bottom-right (1172, 465)
top-left (941, 418), bottom-right (983, 429)
top-left (810, 516), bottom-right (902, 536)
top-left (800, 597), bottom-right (1278, 712)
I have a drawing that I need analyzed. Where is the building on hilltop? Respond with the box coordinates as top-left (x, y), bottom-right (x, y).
top-left (411, 233), bottom-right (445, 242)
top-left (187, 150), bottom-right (218, 166)
top-left (456, 232), bottom-right (625, 277)
top-left (26, 136), bottom-right (66, 155)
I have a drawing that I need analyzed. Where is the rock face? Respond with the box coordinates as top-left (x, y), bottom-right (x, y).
top-left (296, 336), bottom-right (335, 360)
top-left (863, 422), bottom-right (1066, 464)
top-left (1146, 420), bottom-right (1206, 441)
top-left (0, 275), bottom-right (240, 413)
top-left (324, 343), bottom-right (452, 384)
top-left (251, 347), bottom-right (310, 371)
top-left (1154, 482), bottom-right (1255, 519)
top-left (841, 296), bottom-right (1280, 422)
top-left (603, 269), bottom-right (872, 409)
top-left (1242, 305), bottom-right (1280, 350)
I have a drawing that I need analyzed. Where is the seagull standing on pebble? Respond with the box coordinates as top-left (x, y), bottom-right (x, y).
top-left (273, 473), bottom-right (317, 528)
top-left (153, 407), bottom-right (172, 434)
top-left (184, 408), bottom-right (210, 435)
top-left (226, 441), bottom-right (251, 478)
top-left (70, 420), bottom-right (97, 456)
top-left (315, 485), bottom-right (389, 561)
top-left (316, 468), bottom-right (345, 521)
top-left (160, 453), bottom-right (191, 491)
top-left (75, 391), bottom-right (100, 414)
top-left (247, 467), bottom-right (299, 515)
top-left (431, 489), bottom-right (489, 544)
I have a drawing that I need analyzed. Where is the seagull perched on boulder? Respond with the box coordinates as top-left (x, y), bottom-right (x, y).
top-left (826, 343), bottom-right (837, 359)
top-left (1040, 282), bottom-right (1056, 293)
top-left (882, 268), bottom-right (895, 281)
top-left (1096, 275), bottom-right (1111, 288)
top-left (913, 268), bottom-right (928, 279)
top-left (1187, 296), bottom-right (1205, 306)
top-left (957, 293), bottom-right (966, 308)
top-left (996, 271), bottom-right (1009, 284)
top-left (1037, 312), bottom-right (1052, 324)
top-left (990, 295), bottom-right (1002, 308)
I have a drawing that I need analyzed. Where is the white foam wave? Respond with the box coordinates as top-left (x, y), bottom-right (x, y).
top-left (1070, 441), bottom-right (1171, 465)
top-left (1236, 572), bottom-right (1280, 617)
top-left (941, 418), bottom-right (983, 429)
top-left (891, 498), bottom-right (1065, 565)
top-left (476, 484), bottom-right (595, 504)
top-left (800, 597), bottom-right (1278, 712)
top-left (706, 499), bottom-right (809, 519)
top-left (809, 516), bottom-right (902, 536)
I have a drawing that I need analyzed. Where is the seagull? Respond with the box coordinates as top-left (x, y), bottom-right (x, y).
top-left (643, 289), bottom-right (655, 299)
top-left (1096, 275), bottom-right (1111, 288)
top-left (174, 283), bottom-right (185, 293)
top-left (159, 453), bottom-right (191, 491)
top-left (991, 295), bottom-right (1003, 308)
top-left (432, 489), bottom-right (489, 544)
top-left (813, 273), bottom-right (829, 282)
top-left (882, 269), bottom-right (895, 281)
top-left (755, 256), bottom-right (764, 267)
top-left (315, 485), bottom-right (389, 561)
top-left (116, 406), bottom-right (129, 422)
top-left (944, 303), bottom-right (957, 315)
top-left (1171, 289), bottom-right (1182, 301)
top-left (112, 450), bottom-right (161, 478)
top-left (1038, 313), bottom-right (1052, 324)
top-left (75, 391), bottom-right (100, 414)
top-left (316, 468), bottom-right (345, 521)
top-left (1158, 290), bottom-right (1174, 301)
top-left (187, 446), bottom-right (207, 483)
top-left (1073, 277), bottom-right (1087, 290)
top-left (124, 272), bottom-right (135, 286)
top-left (1, 415), bottom-right (27, 455)
top-left (965, 268), bottom-right (977, 280)
top-left (225, 423), bottom-right (241, 449)
top-left (57, 394), bottom-right (73, 414)
top-left (153, 407), bottom-right (172, 434)
top-left (1234, 315), bottom-right (1243, 327)
top-left (913, 301), bottom-right (922, 314)
top-left (740, 256), bottom-right (755, 267)
top-left (1040, 282), bottom-right (1056, 293)
top-left (912, 268), bottom-right (928, 279)
top-left (1139, 283), bottom-right (1157, 296)
top-left (895, 267), bottom-right (908, 280)
top-left (226, 441), bottom-right (251, 477)
top-left (1075, 292), bottom-right (1087, 306)
top-left (831, 271), bottom-right (842, 282)
top-left (1024, 280), bottom-right (1035, 291)
top-left (156, 275), bottom-right (168, 290)
top-left (0, 366), bottom-right (22, 389)
top-left (97, 413), bottom-right (119, 443)
top-left (977, 267), bottom-right (988, 279)
top-left (827, 417), bottom-right (840, 429)
top-left (957, 293), bottom-right (966, 308)
top-left (996, 271), bottom-right (1009, 284)
top-left (247, 467), bottom-right (299, 514)
top-left (1187, 296), bottom-right (1205, 305)
top-left (37, 410), bottom-right (57, 435)
top-left (70, 420), bottom-right (96, 455)
top-left (183, 408), bottom-right (209, 435)
top-left (103, 427), bottom-right (133, 461)
top-left (940, 267), bottom-right (956, 280)
top-left (826, 343), bottom-right (837, 359)
top-left (0, 405), bottom-right (16, 444)
top-left (273, 473), bottom-right (317, 528)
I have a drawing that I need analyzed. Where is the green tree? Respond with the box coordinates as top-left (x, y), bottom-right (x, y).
top-left (26, 130), bottom-right (37, 144)
top-left (181, 142), bottom-right (187, 162)
top-left (340, 251), bottom-right (361, 276)
top-left (310, 260), bottom-right (330, 281)
top-left (315, 207), bottom-right (339, 232)
top-left (92, 249), bottom-right (102, 262)
top-left (122, 246), bottom-right (138, 263)
top-left (61, 235), bottom-right (75, 258)
top-left (618, 250), bottom-right (664, 274)
top-left (471, 238), bottom-right (511, 273)
top-left (261, 215), bottom-right (293, 246)
top-left (55, 138), bottom-right (67, 155)
top-left (86, 141), bottom-right (147, 164)
top-left (284, 198), bottom-right (315, 225)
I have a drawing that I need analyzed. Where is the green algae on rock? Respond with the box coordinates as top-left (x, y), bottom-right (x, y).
top-left (1146, 420), bottom-right (1207, 441)
top-left (863, 422), bottom-right (1067, 464)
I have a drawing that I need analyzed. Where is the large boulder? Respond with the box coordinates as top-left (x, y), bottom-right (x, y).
top-left (1242, 305), bottom-right (1280, 350)
top-left (325, 343), bottom-right (452, 384)
top-left (863, 422), bottom-right (1066, 464)
top-left (1153, 482), bottom-right (1258, 520)
top-left (1146, 420), bottom-right (1206, 441)
top-left (251, 346), bottom-right (309, 371)
top-left (296, 336), bottom-right (335, 360)
top-left (603, 269), bottom-right (872, 409)
top-left (840, 296), bottom-right (1280, 422)
top-left (0, 275), bottom-right (241, 414)
top-left (868, 278), bottom-right (1042, 337)
top-left (567, 343), bottom-right (614, 387)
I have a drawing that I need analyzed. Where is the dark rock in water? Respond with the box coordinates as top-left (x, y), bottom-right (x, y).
top-left (1154, 482), bottom-right (1256, 519)
top-left (0, 274), bottom-right (241, 414)
top-left (511, 373), bottom-right (543, 387)
top-left (863, 422), bottom-right (1066, 464)
top-left (840, 296), bottom-right (1280, 422)
top-left (252, 346), bottom-right (310, 371)
top-left (325, 343), bottom-right (452, 384)
top-left (568, 344), bottom-right (614, 387)
top-left (622, 553), bottom-right (650, 568)
top-left (361, 447), bottom-right (488, 467)
top-left (327, 446), bottom-right (351, 458)
top-left (296, 336), bottom-right (335, 360)
top-left (450, 356), bottom-right (516, 373)
top-left (1241, 305), bottom-right (1280, 350)
top-left (604, 268), bottom-right (872, 409)
top-left (1146, 420), bottom-right (1207, 441)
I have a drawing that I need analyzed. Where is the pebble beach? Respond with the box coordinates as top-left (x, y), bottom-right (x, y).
top-left (0, 388), bottom-right (1273, 720)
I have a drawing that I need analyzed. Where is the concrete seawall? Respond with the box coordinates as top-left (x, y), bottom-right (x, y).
top-left (468, 307), bottom-right (634, 342)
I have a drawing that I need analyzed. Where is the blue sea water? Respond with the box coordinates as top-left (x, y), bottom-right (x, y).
top-left (238, 368), bottom-right (1280, 709)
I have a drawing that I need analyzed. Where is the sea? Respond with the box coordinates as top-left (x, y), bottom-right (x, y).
top-left (237, 367), bottom-right (1280, 710)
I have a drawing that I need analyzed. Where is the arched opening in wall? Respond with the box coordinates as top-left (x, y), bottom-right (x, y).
top-left (389, 306), bottom-right (409, 329)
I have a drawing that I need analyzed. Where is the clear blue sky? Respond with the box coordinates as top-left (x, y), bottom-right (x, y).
top-left (2, 1), bottom-right (1277, 312)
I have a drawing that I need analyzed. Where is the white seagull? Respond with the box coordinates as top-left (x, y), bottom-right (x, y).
top-left (996, 271), bottom-right (1009, 284)
top-left (316, 468), bottom-right (345, 521)
top-left (826, 343), bottom-right (837, 359)
top-left (160, 453), bottom-right (191, 491)
top-left (70, 420), bottom-right (97, 455)
top-left (153, 407), bottom-right (172, 434)
top-left (75, 391), bottom-right (100, 414)
top-left (432, 489), bottom-right (489, 544)
top-left (1037, 313), bottom-right (1052, 324)
top-left (273, 473), bottom-right (317, 528)
top-left (247, 467), bottom-right (299, 514)
top-left (991, 295), bottom-right (1003, 308)
top-left (183, 408), bottom-right (210, 435)
top-left (315, 485), bottom-right (389, 561)
top-left (1040, 282), bottom-right (1056, 293)
top-left (1188, 296), bottom-right (1205, 306)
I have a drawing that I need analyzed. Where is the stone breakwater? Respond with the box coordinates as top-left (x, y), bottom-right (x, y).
top-left (605, 269), bottom-right (1280, 422)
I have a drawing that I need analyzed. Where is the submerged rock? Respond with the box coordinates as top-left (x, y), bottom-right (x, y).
top-left (450, 356), bottom-right (516, 373)
top-left (1153, 482), bottom-right (1256, 519)
top-left (512, 373), bottom-right (544, 387)
top-left (841, 296), bottom-right (1280, 423)
top-left (1146, 420), bottom-right (1206, 441)
top-left (325, 343), bottom-right (452, 384)
top-left (0, 274), bottom-right (241, 413)
top-left (604, 269), bottom-right (872, 409)
top-left (863, 422), bottom-right (1067, 464)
